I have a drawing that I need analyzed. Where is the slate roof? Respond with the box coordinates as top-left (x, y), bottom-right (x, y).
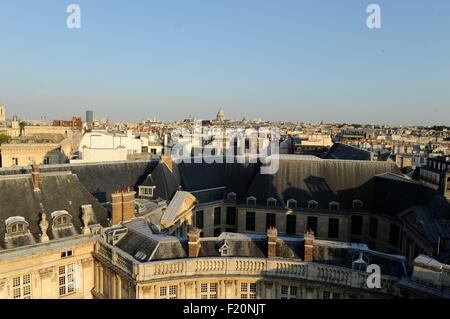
top-left (0, 160), bottom-right (159, 203)
top-left (313, 240), bottom-right (408, 278)
top-left (0, 172), bottom-right (108, 250)
top-left (244, 157), bottom-right (402, 209)
top-left (324, 143), bottom-right (373, 161)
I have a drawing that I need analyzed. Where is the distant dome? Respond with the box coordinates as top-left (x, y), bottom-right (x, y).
top-left (216, 107), bottom-right (225, 122)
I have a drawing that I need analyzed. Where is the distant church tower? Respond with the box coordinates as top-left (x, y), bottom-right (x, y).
top-left (216, 107), bottom-right (225, 122)
top-left (0, 105), bottom-right (5, 122)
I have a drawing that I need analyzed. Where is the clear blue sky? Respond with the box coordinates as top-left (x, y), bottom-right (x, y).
top-left (0, 0), bottom-right (449, 125)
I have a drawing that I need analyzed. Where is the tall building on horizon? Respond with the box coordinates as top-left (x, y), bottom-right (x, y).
top-left (86, 110), bottom-right (93, 129)
top-left (0, 105), bottom-right (5, 122)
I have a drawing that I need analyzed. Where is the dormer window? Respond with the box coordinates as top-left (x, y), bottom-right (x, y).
top-left (267, 198), bottom-right (277, 208)
top-left (227, 192), bottom-right (237, 202)
top-left (5, 217), bottom-right (29, 236)
top-left (246, 196), bottom-right (256, 206)
top-left (219, 240), bottom-right (230, 256)
top-left (138, 186), bottom-right (155, 198)
top-left (287, 199), bottom-right (297, 209)
top-left (329, 202), bottom-right (340, 211)
top-left (51, 211), bottom-right (72, 229)
top-left (352, 199), bottom-right (363, 209)
top-left (308, 200), bottom-right (318, 209)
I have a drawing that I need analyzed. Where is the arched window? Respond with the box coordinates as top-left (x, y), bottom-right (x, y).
top-left (308, 200), bottom-right (318, 209)
top-left (287, 199), bottom-right (297, 209)
top-left (329, 202), bottom-right (340, 211)
top-left (352, 199), bottom-right (363, 209)
top-left (246, 196), bottom-right (256, 206)
top-left (267, 198), bottom-right (277, 208)
top-left (51, 211), bottom-right (72, 228)
top-left (227, 192), bottom-right (237, 202)
top-left (5, 217), bottom-right (29, 236)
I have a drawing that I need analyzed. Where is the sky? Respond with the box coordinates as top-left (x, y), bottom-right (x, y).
top-left (0, 0), bottom-right (449, 125)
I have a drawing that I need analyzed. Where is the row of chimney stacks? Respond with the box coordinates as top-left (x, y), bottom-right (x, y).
top-left (187, 226), bottom-right (315, 261)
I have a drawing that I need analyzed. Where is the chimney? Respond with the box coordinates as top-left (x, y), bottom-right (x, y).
top-left (188, 227), bottom-right (201, 258)
top-left (161, 155), bottom-right (173, 172)
top-left (111, 192), bottom-right (123, 225)
top-left (31, 164), bottom-right (40, 190)
top-left (122, 190), bottom-right (136, 222)
top-left (304, 230), bottom-right (315, 262)
top-left (111, 189), bottom-right (136, 225)
top-left (267, 227), bottom-right (278, 258)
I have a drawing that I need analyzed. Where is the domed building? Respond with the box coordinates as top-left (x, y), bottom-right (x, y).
top-left (216, 108), bottom-right (225, 122)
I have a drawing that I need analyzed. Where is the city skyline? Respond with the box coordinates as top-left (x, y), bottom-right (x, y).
top-left (0, 0), bottom-right (449, 125)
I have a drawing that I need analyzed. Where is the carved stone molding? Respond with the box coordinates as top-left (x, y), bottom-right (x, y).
top-left (81, 257), bottom-right (94, 267)
top-left (39, 267), bottom-right (54, 278)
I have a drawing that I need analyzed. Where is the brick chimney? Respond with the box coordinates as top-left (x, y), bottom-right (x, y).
top-left (122, 190), bottom-right (136, 222)
top-left (161, 155), bottom-right (173, 172)
top-left (111, 189), bottom-right (136, 225)
top-left (267, 227), bottom-right (278, 258)
top-left (304, 230), bottom-right (315, 262)
top-left (31, 164), bottom-right (40, 190)
top-left (188, 227), bottom-right (201, 258)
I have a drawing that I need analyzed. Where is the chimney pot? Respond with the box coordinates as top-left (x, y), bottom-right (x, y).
top-left (267, 226), bottom-right (278, 258)
top-left (31, 164), bottom-right (40, 190)
top-left (188, 227), bottom-right (201, 258)
top-left (304, 230), bottom-right (315, 262)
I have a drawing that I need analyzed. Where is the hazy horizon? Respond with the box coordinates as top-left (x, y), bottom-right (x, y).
top-left (0, 0), bottom-right (449, 126)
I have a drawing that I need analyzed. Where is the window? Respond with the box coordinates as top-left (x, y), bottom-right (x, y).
top-left (12, 274), bottom-right (32, 299)
top-left (351, 216), bottom-right (363, 236)
top-left (329, 202), bottom-right (340, 211)
top-left (59, 264), bottom-right (76, 297)
top-left (200, 283), bottom-right (218, 299)
top-left (226, 207), bottom-right (236, 225)
top-left (246, 212), bottom-right (256, 231)
top-left (322, 291), bottom-right (331, 299)
top-left (61, 250), bottom-right (73, 259)
top-left (308, 200), bottom-right (318, 209)
top-left (12, 158), bottom-right (18, 166)
top-left (246, 196), bottom-right (256, 206)
top-left (195, 211), bottom-right (204, 229)
top-left (43, 157), bottom-right (50, 165)
top-left (389, 224), bottom-right (400, 247)
top-left (286, 215), bottom-right (297, 235)
top-left (266, 213), bottom-right (276, 230)
top-left (159, 285), bottom-right (178, 299)
top-left (5, 217), bottom-right (28, 236)
top-left (227, 192), bottom-right (237, 202)
top-left (52, 211), bottom-right (72, 228)
top-left (138, 186), bottom-right (155, 198)
top-left (287, 199), bottom-right (297, 209)
top-left (353, 199), bottom-right (363, 209)
top-left (328, 218), bottom-right (339, 239)
top-left (267, 198), bottom-right (277, 208)
top-left (219, 241), bottom-right (229, 256)
top-left (214, 207), bottom-right (221, 226)
top-left (369, 218), bottom-right (378, 238)
top-left (332, 293), bottom-right (341, 299)
top-left (240, 283), bottom-right (257, 299)
top-left (307, 216), bottom-right (318, 234)
top-left (280, 285), bottom-right (298, 299)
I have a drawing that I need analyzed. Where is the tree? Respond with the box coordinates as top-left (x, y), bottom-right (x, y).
top-left (19, 121), bottom-right (26, 136)
top-left (0, 134), bottom-right (10, 145)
